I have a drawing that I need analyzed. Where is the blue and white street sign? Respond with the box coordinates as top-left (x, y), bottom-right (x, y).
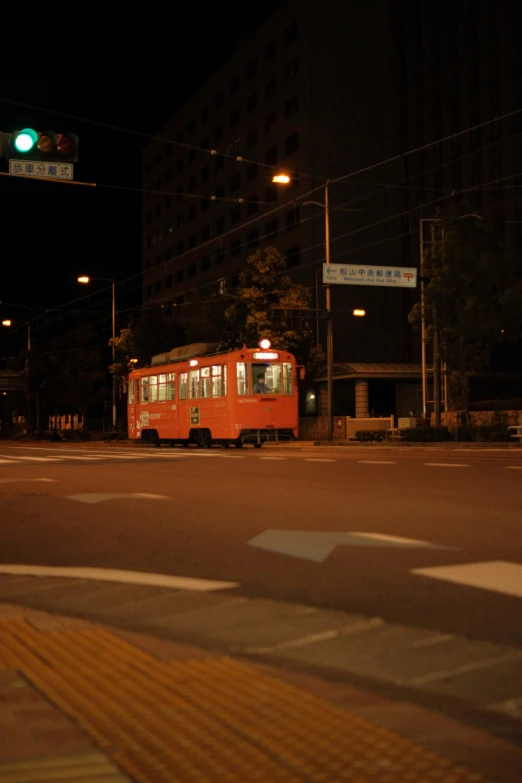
top-left (323, 263), bottom-right (417, 288)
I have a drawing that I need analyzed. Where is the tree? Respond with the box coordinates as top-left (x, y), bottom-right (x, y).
top-left (224, 247), bottom-right (314, 358)
top-left (409, 207), bottom-right (522, 414)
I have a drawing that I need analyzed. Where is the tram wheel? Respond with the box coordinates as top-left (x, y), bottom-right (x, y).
top-left (253, 443), bottom-right (262, 449)
top-left (234, 441), bottom-right (243, 449)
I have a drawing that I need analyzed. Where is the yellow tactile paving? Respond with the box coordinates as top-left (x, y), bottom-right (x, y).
top-left (0, 620), bottom-right (488, 783)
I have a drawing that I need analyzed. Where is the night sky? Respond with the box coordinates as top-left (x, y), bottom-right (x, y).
top-left (0, 6), bottom-right (279, 352)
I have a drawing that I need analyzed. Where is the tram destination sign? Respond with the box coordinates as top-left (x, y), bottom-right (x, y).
top-left (323, 263), bottom-right (417, 288)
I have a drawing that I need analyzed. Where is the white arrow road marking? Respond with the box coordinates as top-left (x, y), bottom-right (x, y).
top-left (412, 561), bottom-right (522, 599)
top-left (67, 492), bottom-right (170, 504)
top-left (0, 565), bottom-right (238, 592)
top-left (248, 530), bottom-right (455, 563)
top-left (0, 478), bottom-right (57, 484)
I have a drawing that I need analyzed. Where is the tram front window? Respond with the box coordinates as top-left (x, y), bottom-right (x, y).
top-left (251, 363), bottom-right (282, 394)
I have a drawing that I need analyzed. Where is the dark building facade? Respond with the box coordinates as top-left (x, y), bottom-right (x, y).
top-left (141, 0), bottom-right (522, 377)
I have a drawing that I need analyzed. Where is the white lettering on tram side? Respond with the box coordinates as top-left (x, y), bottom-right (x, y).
top-left (238, 399), bottom-right (259, 403)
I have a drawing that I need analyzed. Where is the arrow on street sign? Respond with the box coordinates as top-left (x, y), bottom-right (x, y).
top-left (248, 530), bottom-right (455, 563)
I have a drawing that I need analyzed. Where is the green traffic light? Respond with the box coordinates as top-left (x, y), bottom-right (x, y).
top-left (13, 128), bottom-right (38, 153)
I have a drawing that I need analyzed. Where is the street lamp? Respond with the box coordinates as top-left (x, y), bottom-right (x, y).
top-left (78, 276), bottom-right (117, 431)
top-left (2, 319), bottom-right (31, 351)
top-left (273, 175), bottom-right (334, 440)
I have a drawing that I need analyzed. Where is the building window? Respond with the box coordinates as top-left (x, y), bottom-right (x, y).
top-left (154, 280), bottom-right (162, 294)
top-left (285, 57), bottom-right (298, 81)
top-left (215, 184), bottom-right (225, 199)
top-left (166, 274), bottom-right (173, 289)
top-left (145, 285), bottom-right (152, 299)
top-left (285, 95), bottom-right (298, 118)
top-left (201, 197), bottom-right (210, 212)
top-left (215, 156), bottom-right (225, 172)
top-left (247, 93), bottom-right (258, 114)
top-left (215, 248), bottom-right (224, 265)
top-left (155, 253), bottom-right (161, 266)
top-left (176, 213), bottom-right (184, 229)
top-left (163, 247), bottom-right (173, 261)
top-left (285, 205), bottom-right (300, 229)
top-left (175, 240), bottom-right (184, 256)
top-left (177, 269), bottom-right (185, 283)
top-left (176, 158), bottom-right (184, 173)
top-left (201, 136), bottom-right (210, 150)
top-left (230, 173), bottom-right (241, 192)
top-left (286, 245), bottom-right (301, 268)
top-left (215, 124), bottom-right (223, 140)
top-left (247, 163), bottom-right (258, 182)
top-left (265, 43), bottom-right (277, 62)
top-left (188, 149), bottom-right (196, 163)
top-left (265, 112), bottom-right (277, 134)
top-left (266, 219), bottom-right (279, 238)
top-left (230, 238), bottom-right (242, 257)
top-left (201, 225), bottom-right (210, 241)
top-left (246, 60), bottom-right (257, 80)
top-left (215, 93), bottom-right (223, 110)
top-left (285, 132), bottom-right (299, 155)
top-left (247, 129), bottom-right (258, 147)
top-left (265, 78), bottom-right (277, 100)
top-left (188, 263), bottom-right (197, 277)
top-left (230, 205), bottom-right (241, 224)
top-left (164, 168), bottom-right (172, 183)
top-left (188, 204), bottom-right (196, 220)
top-left (216, 215), bottom-right (225, 233)
top-left (230, 110), bottom-right (240, 128)
top-left (230, 139), bottom-right (240, 157)
top-left (201, 166), bottom-right (210, 181)
top-left (155, 204), bottom-right (162, 217)
top-left (247, 229), bottom-right (259, 247)
top-left (188, 233), bottom-right (196, 249)
top-left (201, 256), bottom-right (211, 271)
top-left (230, 76), bottom-right (240, 96)
top-left (247, 195), bottom-right (259, 214)
top-left (188, 175), bottom-right (196, 192)
top-left (265, 186), bottom-right (278, 203)
top-left (201, 106), bottom-right (209, 123)
top-left (188, 118), bottom-right (195, 134)
top-left (284, 21), bottom-right (298, 45)
top-left (164, 195), bottom-right (172, 209)
top-left (265, 147), bottom-right (277, 165)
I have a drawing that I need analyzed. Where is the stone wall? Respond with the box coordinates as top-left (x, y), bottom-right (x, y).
top-left (438, 410), bottom-right (522, 426)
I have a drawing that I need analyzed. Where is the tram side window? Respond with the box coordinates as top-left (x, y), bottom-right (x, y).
top-left (211, 365), bottom-right (224, 396)
top-left (223, 365), bottom-right (227, 395)
top-left (140, 377), bottom-right (149, 403)
top-left (179, 372), bottom-right (187, 400)
top-left (128, 379), bottom-right (134, 404)
top-left (237, 362), bottom-right (248, 395)
top-left (189, 369), bottom-right (199, 398)
top-left (167, 372), bottom-right (175, 400)
top-left (149, 375), bottom-right (158, 402)
top-left (283, 362), bottom-right (293, 394)
top-left (200, 366), bottom-right (211, 397)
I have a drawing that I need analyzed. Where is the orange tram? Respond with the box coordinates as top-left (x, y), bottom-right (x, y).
top-left (127, 341), bottom-right (300, 448)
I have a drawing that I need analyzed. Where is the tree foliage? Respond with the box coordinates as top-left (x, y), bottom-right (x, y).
top-left (224, 246), bottom-right (313, 356)
top-left (409, 206), bottom-right (522, 411)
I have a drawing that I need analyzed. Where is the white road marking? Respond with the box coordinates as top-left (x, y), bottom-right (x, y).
top-left (0, 455), bottom-right (61, 462)
top-left (412, 561), bottom-right (522, 599)
top-left (424, 462), bottom-right (469, 468)
top-left (407, 652), bottom-right (522, 686)
top-left (506, 466), bottom-right (522, 470)
top-left (0, 478), bottom-right (57, 484)
top-left (0, 564), bottom-right (238, 592)
top-left (221, 455), bottom-right (245, 459)
top-left (0, 459), bottom-right (20, 464)
top-left (358, 460), bottom-right (397, 465)
top-left (261, 456), bottom-right (287, 460)
top-left (352, 532), bottom-right (452, 548)
top-left (67, 492), bottom-right (171, 504)
top-left (304, 458), bottom-right (337, 462)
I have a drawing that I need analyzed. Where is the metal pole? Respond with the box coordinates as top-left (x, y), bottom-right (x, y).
top-left (27, 323), bottom-right (31, 352)
top-left (325, 180), bottom-right (333, 442)
top-left (419, 220), bottom-right (427, 418)
top-left (112, 281), bottom-right (116, 431)
top-left (433, 304), bottom-right (441, 427)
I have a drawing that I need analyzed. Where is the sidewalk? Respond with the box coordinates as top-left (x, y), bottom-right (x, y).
top-left (1, 605), bottom-right (521, 782)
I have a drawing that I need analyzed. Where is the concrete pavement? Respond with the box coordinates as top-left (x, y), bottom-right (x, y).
top-left (1, 602), bottom-right (522, 783)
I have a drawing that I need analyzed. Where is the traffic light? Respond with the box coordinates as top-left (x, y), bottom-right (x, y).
top-left (6, 129), bottom-right (79, 162)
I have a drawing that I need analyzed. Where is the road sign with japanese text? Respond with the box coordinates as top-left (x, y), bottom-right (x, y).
top-left (9, 159), bottom-right (73, 181)
top-left (323, 263), bottom-right (417, 288)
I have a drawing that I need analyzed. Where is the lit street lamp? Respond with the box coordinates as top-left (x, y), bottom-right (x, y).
top-left (78, 276), bottom-right (117, 431)
top-left (273, 174), bottom-right (334, 440)
top-left (2, 319), bottom-right (31, 351)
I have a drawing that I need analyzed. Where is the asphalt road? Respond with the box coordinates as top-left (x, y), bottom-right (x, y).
top-left (0, 441), bottom-right (521, 647)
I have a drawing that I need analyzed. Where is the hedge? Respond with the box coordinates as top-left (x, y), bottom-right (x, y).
top-left (355, 424), bottom-right (514, 442)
